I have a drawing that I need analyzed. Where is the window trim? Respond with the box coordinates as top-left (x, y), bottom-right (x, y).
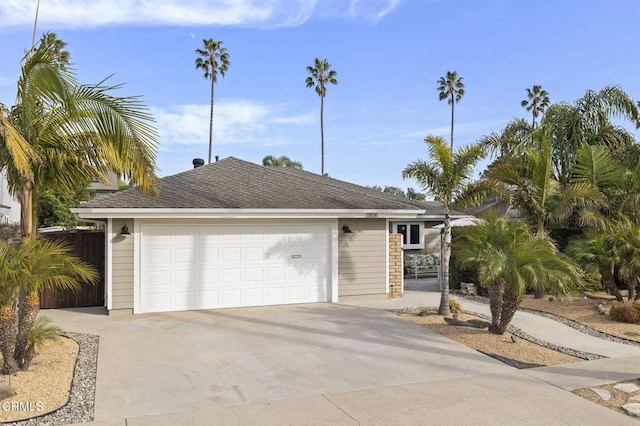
top-left (392, 221), bottom-right (425, 250)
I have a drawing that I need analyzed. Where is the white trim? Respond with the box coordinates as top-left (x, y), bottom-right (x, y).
top-left (385, 218), bottom-right (390, 294)
top-left (72, 208), bottom-right (422, 220)
top-left (133, 218), bottom-right (141, 314)
top-left (106, 218), bottom-right (113, 310)
top-left (392, 222), bottom-right (425, 250)
top-left (331, 220), bottom-right (339, 302)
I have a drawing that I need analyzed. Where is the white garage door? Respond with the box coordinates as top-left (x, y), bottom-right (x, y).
top-left (140, 224), bottom-right (331, 313)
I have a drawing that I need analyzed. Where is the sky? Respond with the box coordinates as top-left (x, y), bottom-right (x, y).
top-left (1, 0), bottom-right (640, 194)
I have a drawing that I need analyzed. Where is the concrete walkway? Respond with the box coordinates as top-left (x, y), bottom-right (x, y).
top-left (341, 278), bottom-right (640, 358)
top-left (39, 279), bottom-right (640, 425)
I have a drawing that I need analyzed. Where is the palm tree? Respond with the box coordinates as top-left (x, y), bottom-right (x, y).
top-left (306, 58), bottom-right (338, 175)
top-left (0, 33), bottom-right (158, 239)
top-left (521, 85), bottom-right (550, 128)
top-left (455, 213), bottom-right (582, 334)
top-left (195, 38), bottom-right (230, 164)
top-left (13, 238), bottom-right (97, 369)
top-left (567, 225), bottom-right (623, 301)
top-left (0, 239), bottom-right (95, 373)
top-left (402, 135), bottom-right (488, 315)
top-left (437, 71), bottom-right (465, 148)
top-left (262, 155), bottom-right (303, 169)
top-left (539, 86), bottom-right (640, 187)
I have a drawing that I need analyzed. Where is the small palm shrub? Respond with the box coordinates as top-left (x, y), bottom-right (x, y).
top-left (21, 316), bottom-right (63, 370)
top-left (449, 297), bottom-right (463, 315)
top-left (609, 302), bottom-right (640, 324)
top-left (418, 307), bottom-right (431, 317)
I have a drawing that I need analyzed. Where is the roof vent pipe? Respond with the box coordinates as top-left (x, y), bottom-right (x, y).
top-left (215, 155), bottom-right (219, 162)
top-left (192, 158), bottom-right (205, 168)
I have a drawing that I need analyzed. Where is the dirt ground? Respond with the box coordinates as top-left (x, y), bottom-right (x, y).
top-left (519, 293), bottom-right (640, 342)
top-left (0, 336), bottom-right (78, 423)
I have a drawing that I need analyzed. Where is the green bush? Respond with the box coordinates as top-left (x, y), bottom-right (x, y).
top-left (609, 301), bottom-right (640, 324)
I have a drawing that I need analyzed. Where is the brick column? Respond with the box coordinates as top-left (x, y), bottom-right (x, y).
top-left (388, 233), bottom-right (403, 298)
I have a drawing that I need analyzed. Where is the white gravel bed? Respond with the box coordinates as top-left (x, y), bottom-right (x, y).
top-left (5, 332), bottom-right (99, 426)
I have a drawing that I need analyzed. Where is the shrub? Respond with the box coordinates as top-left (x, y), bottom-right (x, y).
top-left (449, 297), bottom-right (463, 314)
top-left (418, 307), bottom-right (431, 317)
top-left (609, 301), bottom-right (640, 324)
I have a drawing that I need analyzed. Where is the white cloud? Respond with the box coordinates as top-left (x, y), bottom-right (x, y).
top-left (0, 0), bottom-right (403, 29)
top-left (152, 100), bottom-right (314, 147)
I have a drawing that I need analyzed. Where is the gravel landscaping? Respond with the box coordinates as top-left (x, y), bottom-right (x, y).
top-left (4, 332), bottom-right (99, 426)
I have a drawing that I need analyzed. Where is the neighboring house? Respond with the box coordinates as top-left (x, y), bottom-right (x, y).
top-left (0, 169), bottom-right (21, 223)
top-left (89, 171), bottom-right (119, 197)
top-left (72, 157), bottom-right (456, 315)
top-left (0, 168), bottom-right (118, 226)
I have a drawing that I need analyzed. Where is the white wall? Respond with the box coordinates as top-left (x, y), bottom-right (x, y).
top-left (0, 170), bottom-right (21, 224)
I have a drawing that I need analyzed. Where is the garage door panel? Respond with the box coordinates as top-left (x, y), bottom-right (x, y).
top-left (221, 288), bottom-right (242, 305)
top-left (197, 248), bottom-right (219, 263)
top-left (173, 291), bottom-right (195, 307)
top-left (141, 223), bottom-right (330, 312)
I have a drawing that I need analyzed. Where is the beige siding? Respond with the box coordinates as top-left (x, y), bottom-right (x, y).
top-left (111, 218), bottom-right (134, 310)
top-left (338, 218), bottom-right (387, 296)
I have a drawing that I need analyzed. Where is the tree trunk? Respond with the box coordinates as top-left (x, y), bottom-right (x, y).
top-left (438, 213), bottom-right (451, 316)
top-left (450, 94), bottom-right (454, 149)
top-left (603, 263), bottom-right (624, 302)
top-left (320, 93), bottom-right (325, 175)
top-left (15, 292), bottom-right (40, 369)
top-left (208, 78), bottom-right (215, 164)
top-left (19, 180), bottom-right (33, 239)
top-left (496, 286), bottom-right (521, 335)
top-left (487, 279), bottom-right (505, 333)
top-left (0, 306), bottom-right (19, 375)
top-left (628, 275), bottom-right (638, 301)
top-left (534, 285), bottom-right (545, 299)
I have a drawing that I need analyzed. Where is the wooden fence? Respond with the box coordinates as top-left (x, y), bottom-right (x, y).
top-left (40, 231), bottom-right (105, 309)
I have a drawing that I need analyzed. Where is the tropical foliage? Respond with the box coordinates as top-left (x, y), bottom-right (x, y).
top-left (521, 85), bottom-right (550, 128)
top-left (454, 214), bottom-right (582, 334)
top-left (306, 58), bottom-right (338, 175)
top-left (0, 32), bottom-right (158, 239)
top-left (262, 155), bottom-right (303, 169)
top-left (195, 38), bottom-right (230, 165)
top-left (402, 135), bottom-right (490, 315)
top-left (437, 71), bottom-right (465, 148)
top-left (0, 238), bottom-right (97, 373)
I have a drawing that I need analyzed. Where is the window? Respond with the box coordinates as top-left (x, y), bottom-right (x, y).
top-left (392, 222), bottom-right (424, 249)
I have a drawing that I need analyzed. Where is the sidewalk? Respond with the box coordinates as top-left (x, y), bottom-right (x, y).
top-left (339, 278), bottom-right (640, 359)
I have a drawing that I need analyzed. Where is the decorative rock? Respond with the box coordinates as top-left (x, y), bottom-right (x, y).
top-left (631, 395), bottom-right (640, 402)
top-left (614, 383), bottom-right (640, 393)
top-left (622, 403), bottom-right (640, 417)
top-left (590, 387), bottom-right (611, 401)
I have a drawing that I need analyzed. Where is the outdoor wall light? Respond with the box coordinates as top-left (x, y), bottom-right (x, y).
top-left (120, 223), bottom-right (131, 235)
top-left (342, 224), bottom-right (353, 234)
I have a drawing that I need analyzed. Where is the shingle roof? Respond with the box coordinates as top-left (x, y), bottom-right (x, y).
top-left (78, 157), bottom-right (457, 214)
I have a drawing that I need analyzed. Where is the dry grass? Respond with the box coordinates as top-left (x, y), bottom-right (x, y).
top-left (0, 336), bottom-right (78, 423)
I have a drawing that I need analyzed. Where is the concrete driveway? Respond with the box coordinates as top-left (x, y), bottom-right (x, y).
top-left (47, 303), bottom-right (509, 422)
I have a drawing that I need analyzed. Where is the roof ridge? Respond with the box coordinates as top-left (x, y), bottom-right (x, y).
top-left (259, 162), bottom-right (429, 210)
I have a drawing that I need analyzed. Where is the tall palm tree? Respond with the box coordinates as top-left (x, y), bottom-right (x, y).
top-left (455, 213), bottom-right (582, 334)
top-left (195, 38), bottom-right (230, 165)
top-left (306, 58), bottom-right (338, 175)
top-left (521, 85), bottom-right (550, 128)
top-left (437, 71), bottom-right (465, 148)
top-left (402, 135), bottom-right (489, 315)
top-left (0, 33), bottom-right (158, 239)
top-left (262, 155), bottom-right (303, 169)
